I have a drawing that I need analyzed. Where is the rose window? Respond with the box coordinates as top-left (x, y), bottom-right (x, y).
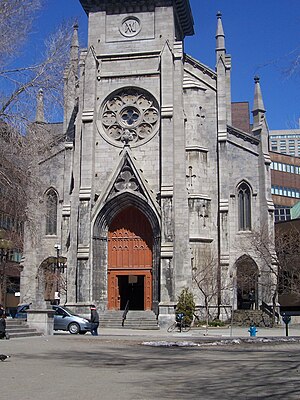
top-left (99, 88), bottom-right (159, 146)
top-left (120, 107), bottom-right (140, 126)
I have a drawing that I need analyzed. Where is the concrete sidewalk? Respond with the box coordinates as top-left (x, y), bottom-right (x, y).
top-left (78, 323), bottom-right (300, 341)
top-left (1, 329), bottom-right (300, 400)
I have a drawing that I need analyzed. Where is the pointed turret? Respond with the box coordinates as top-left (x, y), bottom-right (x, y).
top-left (252, 76), bottom-right (266, 128)
top-left (216, 12), bottom-right (232, 135)
top-left (63, 23), bottom-right (79, 133)
top-left (216, 11), bottom-right (225, 55)
top-left (35, 88), bottom-right (45, 123)
top-left (70, 22), bottom-right (79, 73)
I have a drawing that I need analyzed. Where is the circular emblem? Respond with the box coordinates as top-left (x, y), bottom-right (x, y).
top-left (98, 88), bottom-right (160, 147)
top-left (120, 17), bottom-right (141, 38)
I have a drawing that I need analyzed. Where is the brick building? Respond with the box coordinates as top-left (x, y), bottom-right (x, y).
top-left (270, 152), bottom-right (300, 221)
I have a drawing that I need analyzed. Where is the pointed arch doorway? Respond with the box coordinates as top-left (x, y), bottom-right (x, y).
top-left (236, 256), bottom-right (259, 310)
top-left (107, 206), bottom-right (153, 310)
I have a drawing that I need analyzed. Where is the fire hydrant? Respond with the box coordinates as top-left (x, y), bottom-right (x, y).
top-left (248, 324), bottom-right (257, 337)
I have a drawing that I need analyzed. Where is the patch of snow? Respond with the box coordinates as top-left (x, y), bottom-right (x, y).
top-left (141, 337), bottom-right (300, 348)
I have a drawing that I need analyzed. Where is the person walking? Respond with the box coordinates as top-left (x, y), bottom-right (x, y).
top-left (0, 304), bottom-right (7, 339)
top-left (90, 305), bottom-right (99, 336)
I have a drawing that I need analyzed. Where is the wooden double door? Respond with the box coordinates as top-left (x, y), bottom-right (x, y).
top-left (107, 207), bottom-right (153, 310)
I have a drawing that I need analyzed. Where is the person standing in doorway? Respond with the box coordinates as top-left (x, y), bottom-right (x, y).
top-left (249, 289), bottom-right (255, 310)
top-left (90, 305), bottom-right (99, 336)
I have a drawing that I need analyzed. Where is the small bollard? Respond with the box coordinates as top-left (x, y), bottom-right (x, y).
top-left (248, 324), bottom-right (257, 337)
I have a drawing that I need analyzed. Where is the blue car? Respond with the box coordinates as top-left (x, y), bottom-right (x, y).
top-left (14, 304), bottom-right (91, 334)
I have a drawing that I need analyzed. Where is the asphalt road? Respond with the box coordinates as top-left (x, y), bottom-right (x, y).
top-left (0, 334), bottom-right (300, 400)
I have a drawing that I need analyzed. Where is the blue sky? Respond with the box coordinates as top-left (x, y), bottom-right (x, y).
top-left (29, 0), bottom-right (299, 130)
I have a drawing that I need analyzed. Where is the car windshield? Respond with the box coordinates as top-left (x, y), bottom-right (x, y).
top-left (56, 307), bottom-right (80, 317)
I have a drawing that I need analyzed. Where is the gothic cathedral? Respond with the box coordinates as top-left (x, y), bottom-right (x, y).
top-left (21, 0), bottom-right (275, 324)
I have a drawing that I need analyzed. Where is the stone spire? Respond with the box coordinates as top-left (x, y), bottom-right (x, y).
top-left (70, 22), bottom-right (79, 72)
top-left (252, 76), bottom-right (266, 128)
top-left (253, 76), bottom-right (266, 112)
top-left (36, 88), bottom-right (45, 123)
top-left (216, 11), bottom-right (225, 55)
top-left (216, 11), bottom-right (232, 136)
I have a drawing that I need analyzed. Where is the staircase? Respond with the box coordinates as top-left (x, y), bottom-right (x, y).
top-left (232, 310), bottom-right (273, 327)
top-left (100, 310), bottom-right (159, 330)
top-left (5, 319), bottom-right (43, 338)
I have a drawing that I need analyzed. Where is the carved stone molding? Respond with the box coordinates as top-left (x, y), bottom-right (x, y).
top-left (108, 159), bottom-right (144, 200)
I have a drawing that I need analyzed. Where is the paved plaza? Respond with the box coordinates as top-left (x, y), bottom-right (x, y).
top-left (1, 326), bottom-right (300, 400)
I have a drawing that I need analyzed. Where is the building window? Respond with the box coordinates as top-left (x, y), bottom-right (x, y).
top-left (238, 182), bottom-right (251, 231)
top-left (274, 206), bottom-right (291, 222)
top-left (46, 189), bottom-right (58, 235)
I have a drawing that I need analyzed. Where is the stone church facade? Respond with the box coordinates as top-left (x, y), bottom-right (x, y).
top-left (21, 0), bottom-right (275, 323)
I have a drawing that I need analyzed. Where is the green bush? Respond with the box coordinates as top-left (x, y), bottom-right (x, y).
top-left (209, 319), bottom-right (226, 327)
top-left (176, 288), bottom-right (195, 326)
top-left (194, 319), bottom-right (226, 327)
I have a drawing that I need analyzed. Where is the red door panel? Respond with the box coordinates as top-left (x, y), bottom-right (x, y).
top-left (107, 207), bottom-right (153, 310)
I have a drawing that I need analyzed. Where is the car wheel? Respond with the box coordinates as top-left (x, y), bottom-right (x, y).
top-left (68, 322), bottom-right (80, 334)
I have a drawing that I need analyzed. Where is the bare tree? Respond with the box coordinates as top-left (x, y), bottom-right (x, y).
top-left (0, 1), bottom-right (75, 306)
top-left (0, 150), bottom-right (26, 306)
top-left (238, 222), bottom-right (300, 325)
top-left (0, 0), bottom-right (74, 131)
top-left (0, 0), bottom-right (42, 62)
top-left (238, 226), bottom-right (278, 324)
top-left (283, 47), bottom-right (300, 80)
top-left (0, 0), bottom-right (75, 220)
top-left (36, 260), bottom-right (67, 304)
top-left (192, 252), bottom-right (222, 334)
top-left (275, 221), bottom-right (300, 307)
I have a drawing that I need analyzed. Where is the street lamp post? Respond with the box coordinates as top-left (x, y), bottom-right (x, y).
top-left (230, 275), bottom-right (237, 337)
top-left (0, 248), bottom-right (7, 307)
top-left (53, 244), bottom-right (67, 303)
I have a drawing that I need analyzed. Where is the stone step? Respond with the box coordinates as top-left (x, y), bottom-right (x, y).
top-left (100, 310), bottom-right (159, 330)
top-left (4, 319), bottom-right (43, 338)
top-left (7, 331), bottom-right (43, 338)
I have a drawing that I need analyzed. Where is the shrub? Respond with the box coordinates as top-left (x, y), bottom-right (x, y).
top-left (194, 319), bottom-right (226, 327)
top-left (176, 288), bottom-right (195, 326)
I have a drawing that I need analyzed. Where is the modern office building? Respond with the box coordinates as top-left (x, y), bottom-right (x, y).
top-left (270, 151), bottom-right (300, 222)
top-left (269, 126), bottom-right (300, 156)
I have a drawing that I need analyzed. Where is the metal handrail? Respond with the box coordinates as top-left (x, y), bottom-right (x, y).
top-left (261, 301), bottom-right (279, 319)
top-left (121, 300), bottom-right (130, 327)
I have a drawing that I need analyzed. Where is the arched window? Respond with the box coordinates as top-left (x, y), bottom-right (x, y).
top-left (238, 182), bottom-right (251, 231)
top-left (46, 189), bottom-right (58, 235)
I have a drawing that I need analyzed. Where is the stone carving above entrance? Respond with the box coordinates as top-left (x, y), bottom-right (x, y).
top-left (99, 88), bottom-right (160, 147)
top-left (108, 159), bottom-right (145, 200)
top-left (114, 162), bottom-right (140, 193)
